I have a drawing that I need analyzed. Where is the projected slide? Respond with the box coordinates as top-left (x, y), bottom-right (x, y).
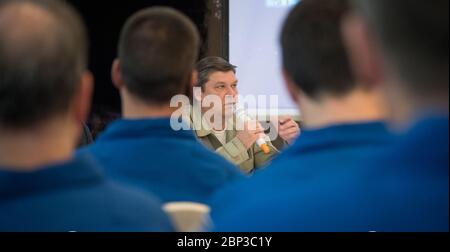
top-left (230, 0), bottom-right (300, 114)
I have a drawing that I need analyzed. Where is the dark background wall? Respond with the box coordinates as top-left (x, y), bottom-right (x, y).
top-left (69, 0), bottom-right (208, 113)
top-left (68, 0), bottom-right (211, 137)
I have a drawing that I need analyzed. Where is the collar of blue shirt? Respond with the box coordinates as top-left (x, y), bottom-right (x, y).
top-left (0, 153), bottom-right (104, 200)
top-left (96, 118), bottom-right (196, 142)
top-left (292, 121), bottom-right (391, 154)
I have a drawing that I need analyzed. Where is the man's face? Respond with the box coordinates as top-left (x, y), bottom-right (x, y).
top-left (201, 71), bottom-right (239, 118)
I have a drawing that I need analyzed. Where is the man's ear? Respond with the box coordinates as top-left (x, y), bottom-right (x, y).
top-left (73, 71), bottom-right (94, 124)
top-left (192, 70), bottom-right (203, 103)
top-left (193, 87), bottom-right (203, 103)
top-left (185, 70), bottom-right (198, 99)
top-left (341, 13), bottom-right (384, 88)
top-left (282, 69), bottom-right (300, 104)
top-left (190, 70), bottom-right (198, 87)
top-left (111, 59), bottom-right (124, 90)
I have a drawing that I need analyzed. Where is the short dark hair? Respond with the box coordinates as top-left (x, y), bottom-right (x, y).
top-left (281, 0), bottom-right (353, 100)
top-left (0, 0), bottom-right (88, 128)
top-left (118, 7), bottom-right (200, 104)
top-left (353, 0), bottom-right (449, 97)
top-left (195, 57), bottom-right (237, 88)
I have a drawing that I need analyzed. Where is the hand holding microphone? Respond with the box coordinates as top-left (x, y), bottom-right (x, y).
top-left (234, 107), bottom-right (271, 154)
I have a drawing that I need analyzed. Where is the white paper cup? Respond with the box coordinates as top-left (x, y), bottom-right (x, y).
top-left (163, 202), bottom-right (212, 232)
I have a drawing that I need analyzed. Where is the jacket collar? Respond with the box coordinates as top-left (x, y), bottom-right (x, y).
top-left (293, 121), bottom-right (391, 153)
top-left (189, 105), bottom-right (236, 138)
top-left (0, 153), bottom-right (104, 200)
top-left (97, 117), bottom-right (196, 142)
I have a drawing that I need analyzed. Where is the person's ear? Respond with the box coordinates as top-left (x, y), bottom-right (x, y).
top-left (190, 70), bottom-right (198, 87)
top-left (341, 13), bottom-right (384, 88)
top-left (193, 86), bottom-right (203, 103)
top-left (73, 71), bottom-right (94, 124)
top-left (192, 71), bottom-right (204, 103)
top-left (184, 70), bottom-right (198, 99)
top-left (282, 69), bottom-right (300, 104)
top-left (111, 59), bottom-right (124, 90)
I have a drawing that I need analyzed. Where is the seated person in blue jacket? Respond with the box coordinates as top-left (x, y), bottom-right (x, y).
top-left (78, 7), bottom-right (243, 204)
top-left (0, 0), bottom-right (173, 232)
top-left (211, 0), bottom-right (449, 232)
top-left (340, 0), bottom-right (449, 231)
top-left (209, 0), bottom-right (392, 231)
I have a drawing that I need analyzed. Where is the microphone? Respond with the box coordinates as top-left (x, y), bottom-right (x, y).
top-left (234, 106), bottom-right (271, 154)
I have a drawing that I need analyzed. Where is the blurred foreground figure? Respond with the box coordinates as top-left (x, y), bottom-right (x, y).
top-left (211, 0), bottom-right (448, 231)
top-left (0, 0), bottom-right (173, 232)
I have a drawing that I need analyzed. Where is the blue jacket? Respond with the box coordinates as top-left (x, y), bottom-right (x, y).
top-left (78, 118), bottom-right (243, 204)
top-left (0, 153), bottom-right (174, 232)
top-left (211, 118), bottom-right (449, 232)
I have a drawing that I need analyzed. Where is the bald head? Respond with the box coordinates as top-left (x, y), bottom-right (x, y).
top-left (0, 0), bottom-right (88, 128)
top-left (0, 2), bottom-right (57, 46)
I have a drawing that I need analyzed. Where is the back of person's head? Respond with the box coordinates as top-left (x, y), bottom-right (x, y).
top-left (0, 0), bottom-right (89, 129)
top-left (117, 7), bottom-right (200, 105)
top-left (281, 0), bottom-right (353, 100)
top-left (351, 0), bottom-right (449, 105)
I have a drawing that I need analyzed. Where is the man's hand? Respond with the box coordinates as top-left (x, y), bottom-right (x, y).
top-left (279, 116), bottom-right (300, 145)
top-left (237, 120), bottom-right (265, 150)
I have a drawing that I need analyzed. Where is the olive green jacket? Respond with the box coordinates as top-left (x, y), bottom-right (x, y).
top-left (186, 108), bottom-right (279, 174)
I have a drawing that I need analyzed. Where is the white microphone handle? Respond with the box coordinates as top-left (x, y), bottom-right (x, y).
top-left (235, 108), bottom-right (268, 145)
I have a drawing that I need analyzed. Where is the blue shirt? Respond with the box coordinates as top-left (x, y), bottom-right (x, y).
top-left (0, 153), bottom-right (174, 232)
top-left (210, 122), bottom-right (393, 231)
top-left (211, 118), bottom-right (449, 232)
top-left (78, 118), bottom-right (243, 204)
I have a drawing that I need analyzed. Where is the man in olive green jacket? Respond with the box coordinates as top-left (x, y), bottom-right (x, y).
top-left (188, 57), bottom-right (300, 173)
top-left (189, 106), bottom-right (279, 174)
